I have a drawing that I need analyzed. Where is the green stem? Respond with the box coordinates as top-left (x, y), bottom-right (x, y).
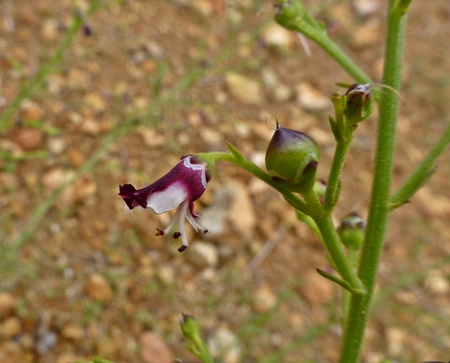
top-left (300, 25), bottom-right (372, 84)
top-left (389, 123), bottom-right (450, 209)
top-left (338, 2), bottom-right (408, 362)
top-left (197, 150), bottom-right (308, 213)
top-left (199, 150), bottom-right (364, 292)
top-left (324, 138), bottom-right (352, 211)
top-left (342, 247), bottom-right (359, 329)
top-left (303, 190), bottom-right (365, 293)
top-left (394, 0), bottom-right (414, 14)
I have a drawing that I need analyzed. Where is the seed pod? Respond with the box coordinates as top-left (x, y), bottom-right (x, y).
top-left (265, 122), bottom-right (320, 193)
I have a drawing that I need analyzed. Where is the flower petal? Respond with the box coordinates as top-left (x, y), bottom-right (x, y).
top-left (118, 156), bottom-right (209, 212)
top-left (118, 155), bottom-right (211, 252)
top-left (173, 156), bottom-right (208, 202)
top-left (147, 182), bottom-right (187, 214)
top-left (119, 184), bottom-right (147, 209)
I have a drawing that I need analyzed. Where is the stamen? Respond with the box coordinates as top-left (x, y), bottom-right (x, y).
top-left (178, 200), bottom-right (190, 251)
top-left (186, 210), bottom-right (208, 234)
top-left (157, 203), bottom-right (184, 237)
top-left (153, 198), bottom-right (208, 252)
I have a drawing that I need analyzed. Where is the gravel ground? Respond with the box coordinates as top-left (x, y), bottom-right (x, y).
top-left (0, 1), bottom-right (449, 362)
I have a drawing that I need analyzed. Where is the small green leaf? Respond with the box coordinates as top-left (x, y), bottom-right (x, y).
top-left (316, 268), bottom-right (366, 295)
top-left (227, 142), bottom-right (245, 162)
top-left (389, 165), bottom-right (436, 210)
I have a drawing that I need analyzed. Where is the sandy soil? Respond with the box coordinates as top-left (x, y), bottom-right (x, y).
top-left (0, 1), bottom-right (449, 362)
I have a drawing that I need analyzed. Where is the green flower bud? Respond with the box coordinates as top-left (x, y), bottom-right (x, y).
top-left (265, 122), bottom-right (320, 193)
top-left (180, 314), bottom-right (202, 344)
top-left (343, 83), bottom-right (374, 125)
top-left (313, 180), bottom-right (327, 204)
top-left (180, 314), bottom-right (212, 360)
top-left (274, 0), bottom-right (309, 31)
top-left (274, 0), bottom-right (324, 34)
top-left (338, 212), bottom-right (366, 250)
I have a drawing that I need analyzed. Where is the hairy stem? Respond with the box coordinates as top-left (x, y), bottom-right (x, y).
top-left (199, 150), bottom-right (364, 293)
top-left (338, 2), bottom-right (409, 361)
top-left (303, 190), bottom-right (365, 293)
top-left (324, 138), bottom-right (352, 211)
top-left (197, 151), bottom-right (308, 213)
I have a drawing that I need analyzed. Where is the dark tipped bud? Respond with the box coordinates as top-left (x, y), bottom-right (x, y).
top-left (330, 83), bottom-right (374, 140)
top-left (180, 314), bottom-right (201, 342)
top-left (338, 212), bottom-right (366, 250)
top-left (180, 313), bottom-right (209, 355)
top-left (265, 122), bottom-right (320, 193)
top-left (344, 83), bottom-right (374, 125)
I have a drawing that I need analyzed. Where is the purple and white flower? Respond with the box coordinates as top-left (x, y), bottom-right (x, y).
top-left (119, 155), bottom-right (210, 252)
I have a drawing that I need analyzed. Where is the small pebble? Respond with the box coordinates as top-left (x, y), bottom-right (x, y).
top-left (208, 327), bottom-right (242, 363)
top-left (139, 331), bottom-right (173, 363)
top-left (295, 82), bottom-right (329, 112)
top-left (252, 284), bottom-right (277, 313)
top-left (1, 317), bottom-right (22, 339)
top-left (12, 127), bottom-right (45, 151)
top-left (186, 241), bottom-right (219, 268)
top-left (61, 324), bottom-right (85, 340)
top-left (0, 293), bottom-right (15, 318)
top-left (261, 23), bottom-right (294, 50)
top-left (302, 271), bottom-right (335, 305)
top-left (85, 274), bottom-right (113, 302)
top-left (225, 72), bottom-right (264, 105)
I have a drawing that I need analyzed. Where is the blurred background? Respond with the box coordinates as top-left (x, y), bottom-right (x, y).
top-left (0, 1), bottom-right (449, 362)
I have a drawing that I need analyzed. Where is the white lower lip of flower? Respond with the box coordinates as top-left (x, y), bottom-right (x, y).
top-left (146, 182), bottom-right (187, 214)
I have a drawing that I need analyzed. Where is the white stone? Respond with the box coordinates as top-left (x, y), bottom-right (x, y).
top-left (208, 327), bottom-right (242, 363)
top-left (187, 241), bottom-right (218, 268)
top-left (296, 82), bottom-right (329, 111)
top-left (225, 72), bottom-right (264, 105)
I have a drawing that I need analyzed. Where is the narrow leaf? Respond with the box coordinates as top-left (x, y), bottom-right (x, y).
top-left (316, 268), bottom-right (366, 295)
top-left (227, 142), bottom-right (245, 162)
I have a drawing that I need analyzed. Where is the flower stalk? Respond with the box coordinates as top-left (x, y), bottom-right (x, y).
top-left (198, 148), bottom-right (365, 294)
top-left (302, 189), bottom-right (365, 294)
